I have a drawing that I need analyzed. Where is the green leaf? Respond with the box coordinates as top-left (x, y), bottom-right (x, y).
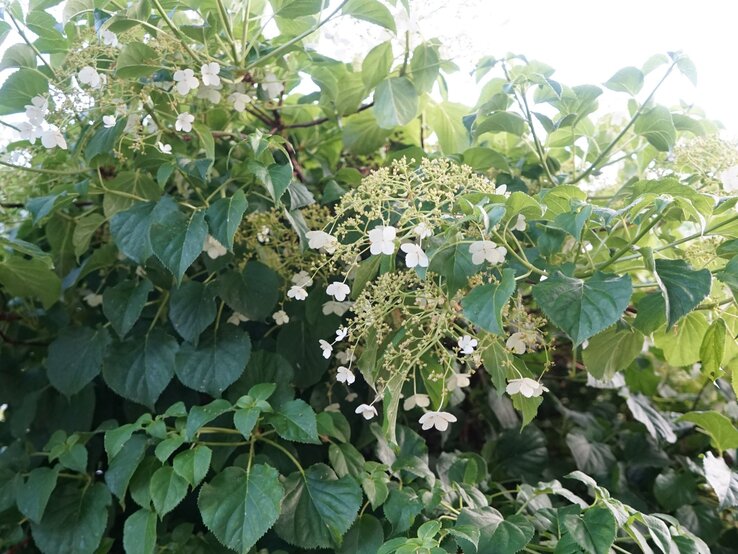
top-left (173, 445), bottom-right (211, 487)
top-left (634, 106), bottom-right (676, 151)
top-left (625, 393), bottom-right (677, 444)
top-left (475, 111), bottom-right (527, 136)
top-left (362, 41), bottom-right (393, 89)
top-left (455, 507), bottom-right (503, 553)
top-left (73, 212), bottom-right (105, 258)
top-left (102, 330), bottom-right (178, 408)
top-left (488, 514), bottom-right (535, 553)
top-left (425, 101), bottom-right (470, 154)
top-left (343, 0), bottom-right (396, 32)
top-left (0, 44), bottom-right (39, 70)
top-left (47, 327), bottom-right (111, 396)
top-left (199, 465), bottom-right (284, 552)
top-left (105, 434), bottom-right (147, 501)
top-left (0, 68), bottom-right (48, 115)
top-left (175, 327), bottom-right (251, 396)
top-left (654, 259), bottom-right (711, 327)
top-left (150, 197), bottom-right (208, 284)
top-left (206, 190), bottom-right (247, 250)
top-left (703, 451), bottom-right (738, 509)
top-left (17, 466), bottom-right (59, 523)
top-left (116, 42), bottom-right (160, 78)
top-left (85, 118), bottom-right (126, 163)
top-left (603, 66), bottom-right (644, 95)
top-left (338, 515), bottom-right (384, 554)
top-left (218, 261), bottom-right (281, 320)
top-left (343, 109), bottom-right (392, 154)
top-left (0, 254), bottom-right (61, 308)
top-left (269, 399), bottom-right (320, 444)
top-left (109, 201), bottom-right (157, 264)
top-left (30, 483), bottom-right (111, 554)
top-left (374, 77), bottom-right (419, 129)
top-left (185, 399), bottom-right (232, 441)
top-left (102, 279), bottom-right (153, 338)
top-left (410, 43), bottom-right (440, 93)
top-left (564, 507), bottom-right (617, 554)
top-left (679, 411), bottom-right (738, 453)
top-left (676, 56), bottom-right (698, 86)
top-left (272, 0), bottom-right (323, 18)
top-left (149, 466), bottom-right (188, 517)
top-left (123, 509), bottom-right (157, 554)
top-left (168, 281), bottom-right (217, 343)
top-left (275, 463), bottom-right (362, 549)
top-left (653, 470), bottom-right (697, 511)
top-left (532, 271), bottom-right (633, 345)
top-left (582, 326), bottom-right (643, 379)
top-left (566, 432), bottom-right (615, 477)
top-left (428, 241), bottom-right (478, 296)
top-left (653, 311), bottom-right (708, 366)
top-left (329, 442), bottom-right (365, 478)
top-left (266, 162), bottom-right (293, 204)
top-left (700, 318), bottom-right (727, 378)
top-left (461, 268), bottom-right (516, 334)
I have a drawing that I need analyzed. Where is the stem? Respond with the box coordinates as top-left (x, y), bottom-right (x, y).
top-left (590, 213), bottom-right (662, 274)
top-left (8, 12), bottom-right (59, 81)
top-left (259, 437), bottom-right (305, 477)
top-left (151, 0), bottom-right (200, 62)
top-left (0, 159), bottom-right (91, 176)
top-left (215, 0), bottom-right (240, 64)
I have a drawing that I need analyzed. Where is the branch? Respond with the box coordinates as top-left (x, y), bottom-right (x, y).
top-left (282, 102), bottom-right (374, 129)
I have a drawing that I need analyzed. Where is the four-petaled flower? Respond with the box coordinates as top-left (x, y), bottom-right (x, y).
top-left (355, 403), bottom-right (377, 420)
top-left (319, 339), bottom-right (333, 359)
top-left (336, 366), bottom-right (355, 385)
top-left (323, 300), bottom-right (352, 316)
top-left (41, 127), bottom-right (67, 150)
top-left (719, 166), bottom-right (738, 192)
top-left (102, 115), bottom-right (116, 128)
top-left (512, 214), bottom-right (527, 232)
top-left (263, 71), bottom-right (284, 98)
top-left (326, 281), bottom-right (350, 301)
top-left (400, 243), bottom-right (429, 268)
top-left (83, 292), bottom-right (103, 307)
top-left (25, 96), bottom-right (47, 125)
top-left (229, 92), bottom-right (251, 112)
top-left (403, 393), bottom-right (430, 411)
top-left (469, 240), bottom-right (507, 265)
top-left (273, 310), bottom-right (289, 325)
top-left (368, 225), bottom-right (397, 256)
top-left (202, 235), bottom-right (227, 259)
top-left (101, 29), bottom-right (118, 47)
top-left (414, 222), bottom-right (433, 240)
top-left (506, 377), bottom-right (549, 398)
top-left (173, 68), bottom-right (199, 95)
top-left (419, 410), bottom-right (457, 432)
top-left (201, 62), bottom-right (221, 87)
top-left (227, 312), bottom-right (249, 325)
top-left (17, 122), bottom-right (40, 144)
top-left (335, 327), bottom-right (348, 341)
top-left (78, 66), bottom-right (103, 88)
top-left (287, 285), bottom-right (308, 300)
top-left (306, 230), bottom-right (338, 254)
top-left (197, 85), bottom-right (221, 104)
top-left (175, 112), bottom-right (195, 132)
top-left (292, 270), bottom-right (314, 288)
top-left (447, 372), bottom-right (471, 391)
top-left (457, 335), bottom-right (477, 355)
top-left (157, 141), bottom-right (172, 154)
top-left (506, 332), bottom-right (527, 355)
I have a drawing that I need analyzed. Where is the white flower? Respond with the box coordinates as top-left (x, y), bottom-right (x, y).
top-left (273, 310), bottom-right (289, 325)
top-left (263, 71), bottom-right (284, 98)
top-left (40, 126), bottom-right (67, 150)
top-left (17, 122), bottom-right (41, 144)
top-left (506, 377), bottom-right (549, 398)
top-left (323, 301), bottom-right (353, 316)
top-left (319, 339), bottom-right (333, 359)
top-left (419, 410), bottom-right (457, 432)
top-left (355, 403), bottom-right (377, 420)
top-left (457, 335), bottom-right (477, 355)
top-left (336, 350), bottom-right (356, 365)
top-left (157, 141), bottom-right (172, 154)
top-left (0, 403), bottom-right (6, 422)
top-left (25, 96), bottom-right (47, 125)
top-left (346, 392), bottom-right (358, 402)
top-left (512, 214), bottom-right (527, 232)
top-left (324, 403), bottom-right (341, 413)
top-left (83, 292), bottom-right (103, 307)
top-left (288, 285), bottom-right (308, 300)
top-left (326, 281), bottom-right (351, 302)
top-left (336, 366), bottom-right (355, 385)
top-left (469, 240), bottom-right (507, 265)
top-left (400, 243), bottom-right (429, 268)
top-left (201, 62), bottom-right (221, 87)
top-left (292, 270), bottom-right (314, 288)
top-left (335, 327), bottom-right (348, 341)
top-left (403, 393), bottom-right (430, 411)
top-left (368, 225), bottom-right (397, 256)
top-left (173, 68), bottom-right (199, 95)
top-left (257, 226), bottom-right (271, 243)
top-left (78, 65), bottom-right (103, 88)
top-left (306, 230), bottom-right (338, 254)
top-left (175, 112), bottom-right (195, 132)
top-left (143, 114), bottom-right (157, 133)
top-left (447, 372), bottom-right (471, 391)
top-left (101, 29), bottom-right (118, 47)
top-left (202, 235), bottom-right (227, 259)
top-left (414, 222), bottom-right (433, 240)
top-left (197, 84), bottom-right (222, 103)
top-left (719, 166), bottom-right (738, 192)
top-left (495, 184), bottom-right (508, 195)
top-left (102, 115), bottom-right (117, 128)
top-left (229, 92), bottom-right (251, 112)
top-left (227, 312), bottom-right (249, 325)
top-left (506, 332), bottom-right (527, 355)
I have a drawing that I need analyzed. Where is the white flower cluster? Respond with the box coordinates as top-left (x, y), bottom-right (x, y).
top-left (18, 96), bottom-right (66, 150)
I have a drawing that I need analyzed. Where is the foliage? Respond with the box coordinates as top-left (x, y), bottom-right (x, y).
top-left (1, 1), bottom-right (738, 553)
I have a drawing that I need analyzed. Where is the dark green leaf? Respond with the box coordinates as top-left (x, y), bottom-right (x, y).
top-left (206, 190), bottom-right (247, 250)
top-left (269, 399), bottom-right (320, 444)
top-left (149, 466), bottom-right (188, 517)
top-left (488, 514), bottom-right (535, 553)
top-left (169, 281), bottom-right (217, 343)
top-left (123, 509), bottom-right (157, 554)
top-left (47, 327), bottom-right (111, 396)
top-left (338, 515), bottom-right (384, 554)
top-left (654, 259), bottom-right (711, 327)
top-left (116, 42), bottom-right (160, 78)
top-left (563, 507), bottom-right (616, 554)
top-left (102, 279), bottom-right (153, 338)
top-left (109, 202), bottom-right (157, 264)
top-left (17, 467), bottom-right (59, 523)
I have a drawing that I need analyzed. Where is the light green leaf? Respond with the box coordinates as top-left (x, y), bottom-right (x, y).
top-left (0, 254), bottom-right (61, 308)
top-left (532, 271), bottom-right (632, 345)
top-left (0, 68), bottom-right (48, 115)
top-left (425, 101), bottom-right (470, 154)
top-left (410, 43), bottom-right (440, 93)
top-left (272, 0), bottom-right (323, 18)
top-left (362, 41), bottom-right (393, 89)
top-left (461, 268), bottom-right (516, 334)
top-left (374, 77), bottom-right (419, 129)
top-left (679, 411), bottom-right (738, 453)
top-left (168, 281), bottom-right (216, 343)
top-left (102, 279), bottom-right (153, 338)
top-left (487, 514), bottom-right (535, 553)
top-left (582, 326), bottom-right (643, 379)
top-left (149, 466), bottom-right (188, 517)
top-left (0, 44), bottom-right (38, 70)
top-left (343, 0), bottom-right (396, 32)
top-left (116, 42), bottom-right (160, 78)
top-left (634, 106), bottom-right (676, 151)
top-left (206, 190), bottom-right (247, 250)
top-left (47, 327), bottom-right (111, 396)
top-left (564, 507), bottom-right (617, 554)
top-left (654, 259), bottom-right (711, 327)
top-left (173, 445), bottom-right (211, 487)
top-left (269, 399), bottom-right (320, 444)
top-left (603, 66), bottom-right (644, 95)
top-left (123, 509), bottom-right (157, 554)
top-left (73, 213), bottom-right (105, 259)
top-left (343, 109), bottom-right (392, 154)
top-left (475, 111), bottom-right (527, 136)
top-left (653, 311), bottom-right (708, 366)
top-left (199, 465), bottom-right (284, 552)
top-left (700, 318), bottom-right (727, 378)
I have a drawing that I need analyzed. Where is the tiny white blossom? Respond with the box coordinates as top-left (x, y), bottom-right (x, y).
top-left (400, 243), bottom-right (429, 268)
top-left (419, 410), bottom-right (457, 432)
top-left (257, 226), bottom-right (271, 243)
top-left (263, 71), bottom-right (284, 98)
top-left (40, 126), bottom-right (67, 150)
top-left (292, 271), bottom-right (314, 288)
top-left (135, 266), bottom-right (147, 278)
top-left (413, 222), bottom-right (433, 240)
top-left (719, 166), bottom-right (738, 192)
top-left (506, 377), bottom-right (549, 398)
top-left (83, 292), bottom-right (103, 307)
top-left (229, 92), bottom-right (251, 112)
top-left (326, 281), bottom-right (351, 302)
top-left (175, 112), bottom-right (195, 132)
top-left (336, 350), bottom-right (356, 365)
top-left (346, 392), bottom-right (358, 402)
top-left (227, 312), bottom-right (249, 325)
top-left (355, 403), bottom-right (377, 420)
top-left (506, 332), bottom-right (527, 355)
top-left (25, 96), bottom-right (47, 125)
top-left (173, 68), bottom-right (199, 95)
top-left (273, 310), bottom-right (290, 325)
top-left (323, 300), bottom-right (353, 316)
top-left (202, 235), bottom-right (227, 259)
top-left (457, 335), bottom-right (477, 355)
top-left (157, 142), bottom-right (172, 154)
top-left (306, 230), bottom-right (338, 254)
top-left (102, 115), bottom-right (117, 128)
top-left (101, 29), bottom-right (118, 47)
top-left (469, 240), bottom-right (507, 265)
top-left (336, 366), bottom-right (355, 385)
top-left (17, 121), bottom-right (40, 144)
top-left (319, 339), bottom-right (333, 359)
top-left (512, 214), bottom-right (527, 232)
top-left (403, 393), bottom-right (430, 411)
top-left (288, 285), bottom-right (308, 300)
top-left (78, 65), bottom-right (103, 88)
top-left (324, 403), bottom-right (341, 413)
top-left (368, 225), bottom-right (397, 256)
top-left (447, 372), bottom-right (471, 391)
top-left (142, 114), bottom-right (157, 133)
top-left (197, 84), bottom-right (222, 103)
top-left (201, 62), bottom-right (221, 87)
top-left (335, 327), bottom-right (348, 341)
